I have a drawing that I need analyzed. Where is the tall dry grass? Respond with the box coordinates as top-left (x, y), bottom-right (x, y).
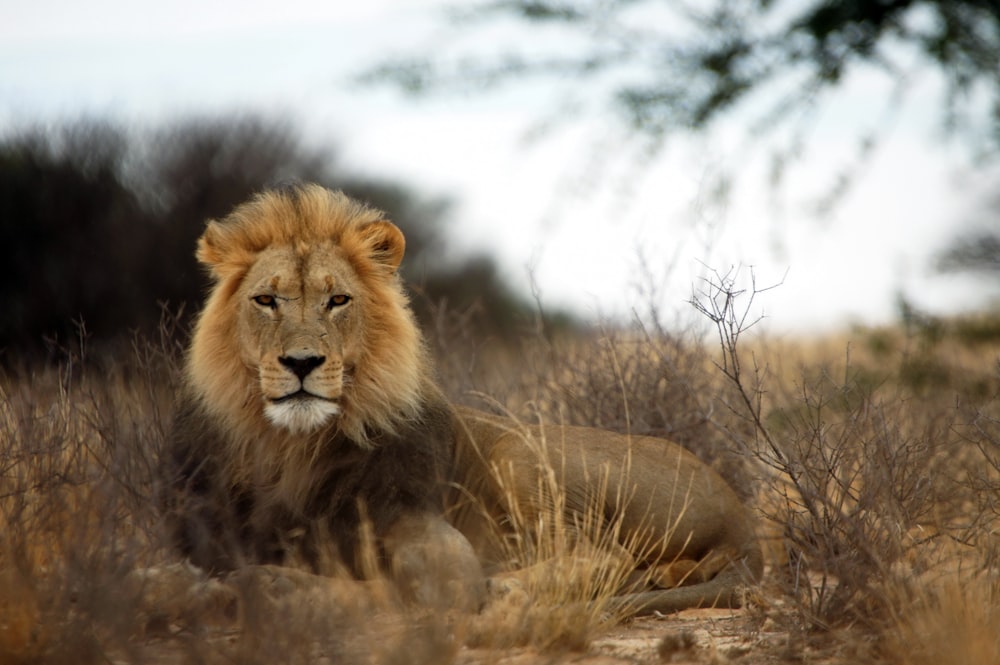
top-left (2, 289), bottom-right (999, 663)
top-left (0, 336), bottom-right (176, 663)
top-left (459, 410), bottom-right (675, 651)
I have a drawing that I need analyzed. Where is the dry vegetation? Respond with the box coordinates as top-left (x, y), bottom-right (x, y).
top-left (2, 282), bottom-right (1000, 664)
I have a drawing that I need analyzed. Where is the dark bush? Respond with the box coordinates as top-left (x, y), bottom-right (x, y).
top-left (0, 116), bottom-right (555, 364)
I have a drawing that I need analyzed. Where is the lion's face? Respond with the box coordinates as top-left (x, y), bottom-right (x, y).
top-left (238, 242), bottom-right (363, 433)
top-left (187, 185), bottom-right (427, 447)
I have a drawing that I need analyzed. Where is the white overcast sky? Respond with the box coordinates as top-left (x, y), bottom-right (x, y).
top-left (3, 0), bottom-right (999, 332)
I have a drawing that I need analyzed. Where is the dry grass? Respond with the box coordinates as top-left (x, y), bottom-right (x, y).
top-left (2, 294), bottom-right (1000, 663)
top-left (885, 574), bottom-right (1000, 665)
top-left (462, 413), bottom-right (653, 652)
top-left (0, 342), bottom-right (458, 665)
top-left (0, 346), bottom-right (172, 663)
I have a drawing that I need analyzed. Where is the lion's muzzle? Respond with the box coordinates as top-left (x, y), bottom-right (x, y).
top-left (262, 351), bottom-right (344, 433)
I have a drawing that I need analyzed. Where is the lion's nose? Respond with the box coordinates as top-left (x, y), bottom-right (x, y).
top-left (278, 354), bottom-right (326, 380)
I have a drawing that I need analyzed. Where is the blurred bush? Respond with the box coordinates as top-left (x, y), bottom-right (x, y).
top-left (0, 116), bottom-right (557, 364)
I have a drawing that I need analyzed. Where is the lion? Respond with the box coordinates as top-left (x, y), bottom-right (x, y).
top-left (162, 183), bottom-right (762, 616)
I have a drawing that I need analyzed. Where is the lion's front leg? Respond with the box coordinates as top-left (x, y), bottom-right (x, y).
top-left (381, 512), bottom-right (487, 612)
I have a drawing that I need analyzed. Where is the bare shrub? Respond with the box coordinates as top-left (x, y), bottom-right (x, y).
top-left (689, 267), bottom-right (994, 639)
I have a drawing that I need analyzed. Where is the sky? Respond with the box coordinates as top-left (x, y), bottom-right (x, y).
top-left (3, 0), bottom-right (999, 333)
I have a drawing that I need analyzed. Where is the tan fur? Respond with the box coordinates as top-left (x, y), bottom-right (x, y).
top-left (173, 184), bottom-right (762, 615)
top-left (449, 408), bottom-right (763, 614)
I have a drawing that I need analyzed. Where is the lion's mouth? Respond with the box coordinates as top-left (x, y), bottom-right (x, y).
top-left (264, 390), bottom-right (342, 432)
top-left (270, 389), bottom-right (339, 405)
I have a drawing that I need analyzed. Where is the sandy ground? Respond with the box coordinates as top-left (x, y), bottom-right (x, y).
top-left (130, 608), bottom-right (782, 665)
top-left (459, 608), bottom-right (770, 665)
top-left (119, 565), bottom-right (826, 665)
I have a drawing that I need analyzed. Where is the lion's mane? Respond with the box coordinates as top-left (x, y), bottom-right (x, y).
top-left (165, 185), bottom-right (454, 572)
top-left (188, 186), bottom-right (428, 449)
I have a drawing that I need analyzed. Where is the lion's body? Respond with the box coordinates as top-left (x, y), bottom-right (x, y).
top-left (163, 184), bottom-right (761, 616)
top-left (449, 407), bottom-right (762, 613)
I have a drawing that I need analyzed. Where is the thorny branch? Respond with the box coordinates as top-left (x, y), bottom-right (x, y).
top-left (689, 265), bottom-right (793, 476)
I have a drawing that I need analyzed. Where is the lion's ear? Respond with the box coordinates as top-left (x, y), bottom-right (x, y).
top-left (196, 221), bottom-right (244, 280)
top-left (196, 222), bottom-right (224, 267)
top-left (359, 220), bottom-right (406, 271)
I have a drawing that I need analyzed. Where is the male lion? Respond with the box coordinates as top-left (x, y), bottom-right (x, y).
top-left (163, 183), bottom-right (762, 616)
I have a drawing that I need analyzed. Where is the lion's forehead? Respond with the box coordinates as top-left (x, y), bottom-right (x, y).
top-left (246, 244), bottom-right (358, 298)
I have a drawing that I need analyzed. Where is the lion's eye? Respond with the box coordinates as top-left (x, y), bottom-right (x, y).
top-left (327, 294), bottom-right (351, 310)
top-left (252, 294), bottom-right (277, 309)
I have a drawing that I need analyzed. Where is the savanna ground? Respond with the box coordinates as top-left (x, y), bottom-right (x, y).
top-left (2, 277), bottom-right (999, 665)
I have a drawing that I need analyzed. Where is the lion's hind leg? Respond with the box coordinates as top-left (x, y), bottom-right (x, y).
top-left (645, 549), bottom-right (733, 589)
top-left (609, 553), bottom-right (758, 616)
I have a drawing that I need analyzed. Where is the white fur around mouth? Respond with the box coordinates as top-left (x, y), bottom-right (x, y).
top-left (264, 393), bottom-right (341, 433)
